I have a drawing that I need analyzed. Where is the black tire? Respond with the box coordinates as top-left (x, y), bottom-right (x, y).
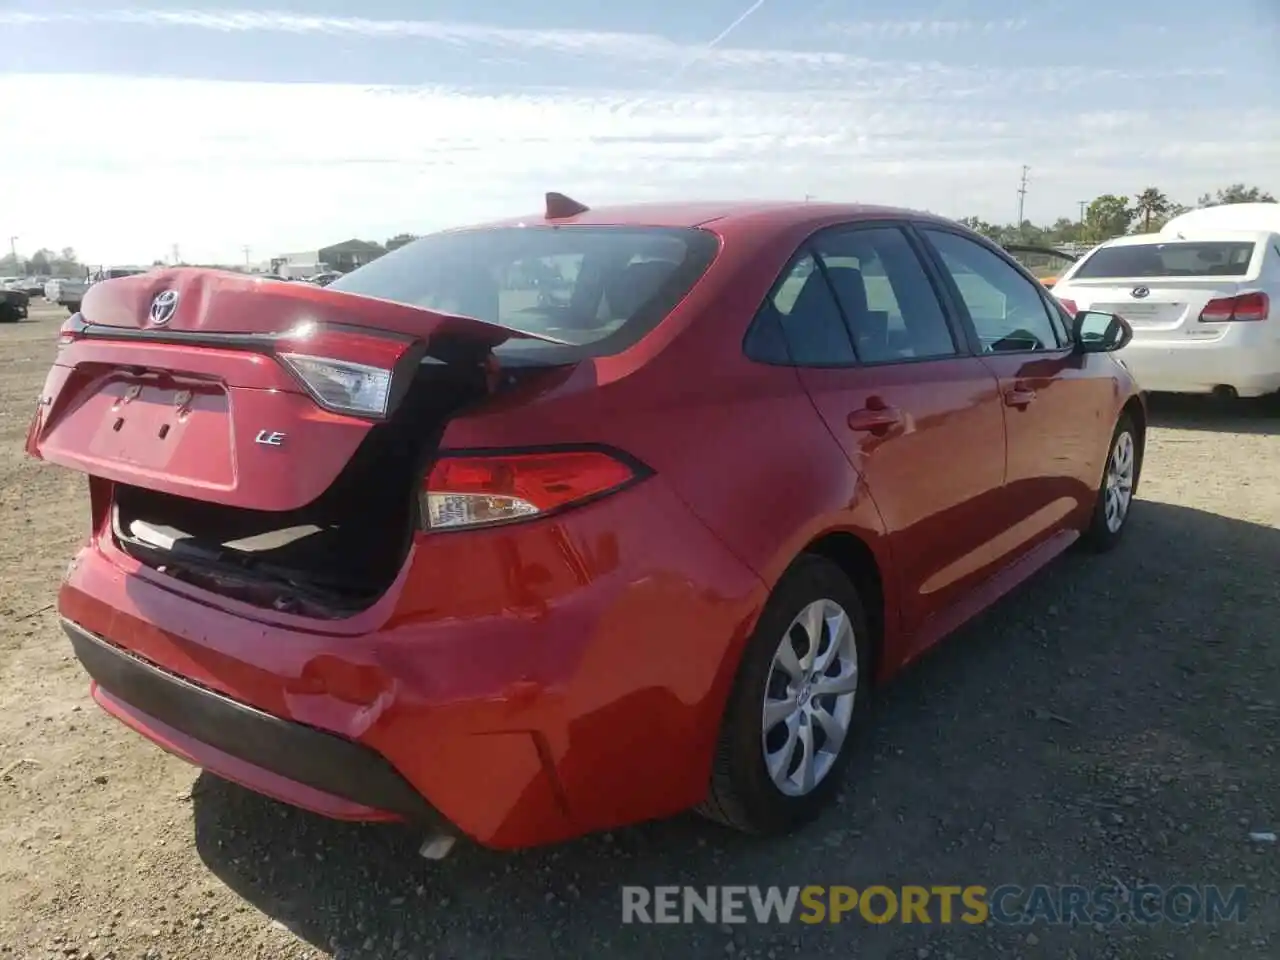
top-left (1080, 412), bottom-right (1140, 552)
top-left (66, 303), bottom-right (80, 316)
top-left (698, 555), bottom-right (872, 835)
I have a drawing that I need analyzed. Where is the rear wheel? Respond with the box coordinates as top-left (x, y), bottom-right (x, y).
top-left (698, 555), bottom-right (871, 835)
top-left (1081, 412), bottom-right (1139, 552)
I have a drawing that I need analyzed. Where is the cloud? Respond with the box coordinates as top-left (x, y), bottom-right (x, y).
top-left (0, 7), bottom-right (844, 67)
top-left (823, 19), bottom-right (1029, 40)
top-left (0, 9), bottom-right (1272, 263)
top-left (0, 8), bottom-right (1223, 90)
top-left (2, 70), bottom-right (1276, 265)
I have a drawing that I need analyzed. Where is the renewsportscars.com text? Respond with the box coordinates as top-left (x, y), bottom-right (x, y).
top-left (621, 884), bottom-right (1248, 926)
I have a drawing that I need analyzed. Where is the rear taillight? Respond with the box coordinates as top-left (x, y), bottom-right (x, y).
top-left (275, 321), bottom-right (422, 419)
top-left (1057, 298), bottom-right (1078, 316)
top-left (422, 448), bottom-right (645, 530)
top-left (1199, 292), bottom-right (1270, 323)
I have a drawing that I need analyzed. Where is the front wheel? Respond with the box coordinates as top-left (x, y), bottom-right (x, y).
top-left (1081, 412), bottom-right (1139, 552)
top-left (698, 555), bottom-right (872, 836)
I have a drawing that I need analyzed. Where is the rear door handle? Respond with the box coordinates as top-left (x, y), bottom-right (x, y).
top-left (1004, 387), bottom-right (1037, 408)
top-left (847, 406), bottom-right (904, 432)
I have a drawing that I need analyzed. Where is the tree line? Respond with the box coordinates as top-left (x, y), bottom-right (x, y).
top-left (960, 183), bottom-right (1276, 249)
top-left (0, 246), bottom-right (84, 277)
top-left (0, 233), bottom-right (422, 278)
top-left (6, 186), bottom-right (1275, 277)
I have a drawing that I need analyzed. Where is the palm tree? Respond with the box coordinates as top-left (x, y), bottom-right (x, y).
top-left (1133, 188), bottom-right (1171, 232)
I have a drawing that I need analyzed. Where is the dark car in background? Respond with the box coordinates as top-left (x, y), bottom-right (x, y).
top-left (0, 285), bottom-right (30, 322)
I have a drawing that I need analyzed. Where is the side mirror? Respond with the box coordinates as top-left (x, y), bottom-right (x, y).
top-left (1072, 310), bottom-right (1132, 353)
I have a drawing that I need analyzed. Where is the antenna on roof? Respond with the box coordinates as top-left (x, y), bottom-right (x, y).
top-left (545, 192), bottom-right (590, 219)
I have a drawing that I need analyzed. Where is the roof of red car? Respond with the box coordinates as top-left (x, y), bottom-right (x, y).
top-left (465, 199), bottom-right (946, 232)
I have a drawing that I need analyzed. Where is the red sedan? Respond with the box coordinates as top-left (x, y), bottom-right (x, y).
top-left (27, 195), bottom-right (1145, 852)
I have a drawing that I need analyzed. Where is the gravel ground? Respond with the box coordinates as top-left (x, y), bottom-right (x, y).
top-left (1, 301), bottom-right (1277, 959)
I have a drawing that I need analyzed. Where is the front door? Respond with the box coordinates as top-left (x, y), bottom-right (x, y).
top-left (915, 226), bottom-right (1111, 546)
top-left (770, 224), bottom-right (1010, 639)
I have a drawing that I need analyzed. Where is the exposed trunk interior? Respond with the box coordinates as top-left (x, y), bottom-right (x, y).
top-left (111, 360), bottom-right (496, 619)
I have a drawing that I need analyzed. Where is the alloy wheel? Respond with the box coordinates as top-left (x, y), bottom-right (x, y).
top-left (1104, 430), bottom-right (1136, 533)
top-left (761, 599), bottom-right (859, 797)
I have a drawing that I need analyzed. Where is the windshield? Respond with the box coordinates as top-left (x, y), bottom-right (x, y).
top-left (328, 225), bottom-right (719, 360)
top-left (1072, 241), bottom-right (1256, 279)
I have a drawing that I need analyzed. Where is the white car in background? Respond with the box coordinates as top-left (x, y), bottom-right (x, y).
top-left (44, 277), bottom-right (89, 312)
top-left (46, 267), bottom-right (151, 314)
top-left (1052, 223), bottom-right (1280, 400)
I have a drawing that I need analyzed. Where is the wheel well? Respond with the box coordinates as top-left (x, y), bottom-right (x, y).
top-left (1122, 395), bottom-right (1147, 483)
top-left (803, 532), bottom-right (885, 676)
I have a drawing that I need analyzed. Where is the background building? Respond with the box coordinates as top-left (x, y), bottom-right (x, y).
top-left (317, 239), bottom-right (385, 274)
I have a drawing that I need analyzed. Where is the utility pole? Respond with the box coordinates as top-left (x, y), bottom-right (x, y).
top-left (242, 245), bottom-right (251, 265)
top-left (1077, 200), bottom-right (1087, 224)
top-left (171, 243), bottom-right (180, 265)
top-left (8, 236), bottom-right (16, 260)
top-left (1015, 166), bottom-right (1030, 237)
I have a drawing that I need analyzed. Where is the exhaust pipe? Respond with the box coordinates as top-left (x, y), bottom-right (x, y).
top-left (419, 833), bottom-right (457, 861)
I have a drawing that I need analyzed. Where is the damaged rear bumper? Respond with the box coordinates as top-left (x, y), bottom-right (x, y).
top-left (64, 618), bottom-right (443, 825)
top-left (55, 475), bottom-right (767, 850)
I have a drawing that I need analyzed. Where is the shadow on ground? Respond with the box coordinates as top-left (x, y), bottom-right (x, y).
top-left (1147, 392), bottom-right (1280, 436)
top-left (192, 501), bottom-right (1280, 960)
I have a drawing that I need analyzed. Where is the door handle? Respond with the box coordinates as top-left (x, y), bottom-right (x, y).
top-left (847, 406), bottom-right (904, 432)
top-left (1004, 386), bottom-right (1037, 408)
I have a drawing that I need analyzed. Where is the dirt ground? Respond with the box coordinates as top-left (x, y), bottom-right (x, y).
top-left (1, 300), bottom-right (1277, 960)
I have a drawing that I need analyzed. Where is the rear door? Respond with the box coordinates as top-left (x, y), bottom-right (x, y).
top-left (1055, 237), bottom-right (1266, 344)
top-left (771, 223), bottom-right (1009, 637)
top-left (915, 226), bottom-right (1116, 546)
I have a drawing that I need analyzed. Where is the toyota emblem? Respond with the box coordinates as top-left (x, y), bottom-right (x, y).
top-left (1131, 286), bottom-right (1150, 299)
top-left (149, 290), bottom-right (179, 325)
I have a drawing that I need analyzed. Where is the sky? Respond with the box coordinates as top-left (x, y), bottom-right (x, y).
top-left (1, 0), bottom-right (1278, 266)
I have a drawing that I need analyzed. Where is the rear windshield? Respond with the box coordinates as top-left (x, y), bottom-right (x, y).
top-left (1072, 241), bottom-right (1256, 279)
top-left (328, 225), bottom-right (720, 361)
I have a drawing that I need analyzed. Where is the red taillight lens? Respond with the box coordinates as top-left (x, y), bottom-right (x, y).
top-left (1200, 296), bottom-right (1237, 322)
top-left (1230, 292), bottom-right (1269, 321)
top-left (422, 449), bottom-right (643, 530)
top-left (1057, 298), bottom-right (1078, 316)
top-left (1199, 292), bottom-right (1270, 323)
top-left (274, 321), bottom-right (421, 419)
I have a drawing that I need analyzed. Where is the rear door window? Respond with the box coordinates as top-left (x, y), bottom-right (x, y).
top-left (1072, 241), bottom-right (1257, 278)
top-left (760, 254), bottom-right (857, 365)
top-left (812, 227), bottom-right (958, 363)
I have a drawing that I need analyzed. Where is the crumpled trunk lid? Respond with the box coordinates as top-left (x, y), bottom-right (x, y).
top-left (26, 267), bottom-right (564, 512)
